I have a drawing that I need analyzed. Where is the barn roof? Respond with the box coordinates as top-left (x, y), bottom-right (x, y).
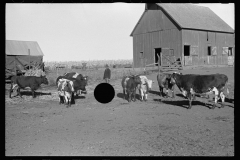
top-left (130, 3), bottom-right (234, 36)
top-left (157, 3), bottom-right (234, 33)
top-left (6, 40), bottom-right (44, 56)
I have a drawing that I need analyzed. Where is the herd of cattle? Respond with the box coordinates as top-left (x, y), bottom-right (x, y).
top-left (8, 71), bottom-right (230, 109)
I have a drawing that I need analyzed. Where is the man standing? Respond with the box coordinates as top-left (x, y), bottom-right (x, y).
top-left (103, 64), bottom-right (111, 83)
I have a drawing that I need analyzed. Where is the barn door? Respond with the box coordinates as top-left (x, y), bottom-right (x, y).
top-left (184, 45), bottom-right (192, 66)
top-left (207, 46), bottom-right (217, 65)
top-left (161, 48), bottom-right (170, 66)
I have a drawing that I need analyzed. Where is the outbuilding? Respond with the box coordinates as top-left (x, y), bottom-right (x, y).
top-left (6, 40), bottom-right (44, 78)
top-left (130, 3), bottom-right (234, 69)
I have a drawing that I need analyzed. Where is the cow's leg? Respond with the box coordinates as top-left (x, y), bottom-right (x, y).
top-left (145, 93), bottom-right (148, 101)
top-left (59, 96), bottom-right (62, 105)
top-left (139, 89), bottom-right (143, 101)
top-left (69, 93), bottom-right (72, 107)
top-left (138, 89), bottom-right (141, 101)
top-left (64, 95), bottom-right (68, 106)
top-left (172, 89), bottom-right (175, 98)
top-left (187, 92), bottom-right (193, 109)
top-left (123, 89), bottom-right (126, 100)
top-left (32, 89), bottom-right (35, 98)
top-left (133, 89), bottom-right (136, 102)
top-left (18, 88), bottom-right (22, 98)
top-left (9, 83), bottom-right (13, 98)
top-left (71, 92), bottom-right (75, 104)
top-left (212, 88), bottom-right (219, 109)
top-left (220, 92), bottom-right (225, 108)
top-left (159, 86), bottom-right (162, 97)
top-left (128, 92), bottom-right (131, 102)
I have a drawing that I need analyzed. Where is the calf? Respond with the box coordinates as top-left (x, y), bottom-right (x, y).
top-left (121, 75), bottom-right (141, 102)
top-left (172, 73), bottom-right (229, 109)
top-left (57, 79), bottom-right (74, 107)
top-left (138, 75), bottom-right (154, 101)
top-left (157, 73), bottom-right (176, 98)
top-left (9, 75), bottom-right (48, 98)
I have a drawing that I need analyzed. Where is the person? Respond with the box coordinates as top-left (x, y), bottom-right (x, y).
top-left (103, 64), bottom-right (111, 83)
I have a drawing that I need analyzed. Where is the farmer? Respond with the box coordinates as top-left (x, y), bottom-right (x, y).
top-left (103, 64), bottom-right (111, 83)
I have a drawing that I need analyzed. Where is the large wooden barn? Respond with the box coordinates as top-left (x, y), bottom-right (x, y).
top-left (130, 3), bottom-right (235, 69)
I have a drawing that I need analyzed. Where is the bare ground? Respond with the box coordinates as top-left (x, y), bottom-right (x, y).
top-left (5, 67), bottom-right (234, 156)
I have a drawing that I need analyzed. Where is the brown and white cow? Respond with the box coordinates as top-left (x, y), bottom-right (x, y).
top-left (171, 73), bottom-right (229, 109)
top-left (57, 78), bottom-right (74, 107)
top-left (121, 75), bottom-right (142, 102)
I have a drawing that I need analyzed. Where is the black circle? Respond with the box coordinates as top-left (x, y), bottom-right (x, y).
top-left (94, 83), bottom-right (115, 104)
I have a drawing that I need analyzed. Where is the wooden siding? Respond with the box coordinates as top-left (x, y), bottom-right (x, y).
top-left (133, 9), bottom-right (178, 35)
top-left (182, 29), bottom-right (234, 66)
top-left (133, 28), bottom-right (181, 68)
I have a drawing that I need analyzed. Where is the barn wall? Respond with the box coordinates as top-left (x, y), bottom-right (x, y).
top-left (132, 7), bottom-right (178, 35)
top-left (182, 29), bottom-right (235, 66)
top-left (133, 28), bottom-right (181, 68)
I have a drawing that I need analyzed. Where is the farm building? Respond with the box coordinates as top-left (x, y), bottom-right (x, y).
top-left (130, 3), bottom-right (235, 69)
top-left (6, 40), bottom-right (44, 78)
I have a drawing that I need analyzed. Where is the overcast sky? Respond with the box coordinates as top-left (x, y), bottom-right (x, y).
top-left (6, 3), bottom-right (234, 62)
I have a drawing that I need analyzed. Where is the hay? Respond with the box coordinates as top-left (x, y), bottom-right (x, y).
top-left (24, 69), bottom-right (46, 77)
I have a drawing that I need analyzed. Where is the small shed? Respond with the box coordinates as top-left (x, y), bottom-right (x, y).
top-left (130, 3), bottom-right (235, 68)
top-left (6, 40), bottom-right (44, 78)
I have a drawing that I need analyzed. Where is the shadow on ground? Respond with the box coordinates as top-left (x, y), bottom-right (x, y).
top-left (13, 91), bottom-right (52, 97)
top-left (153, 98), bottom-right (213, 109)
top-left (149, 90), bottom-right (170, 97)
top-left (117, 93), bottom-right (142, 101)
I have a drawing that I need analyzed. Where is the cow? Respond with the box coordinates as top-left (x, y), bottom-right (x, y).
top-left (57, 79), bottom-right (74, 107)
top-left (9, 75), bottom-right (49, 98)
top-left (157, 72), bottom-right (177, 98)
top-left (171, 73), bottom-right (229, 109)
top-left (138, 75), bottom-right (154, 101)
top-left (121, 75), bottom-right (142, 102)
top-left (63, 72), bottom-right (88, 85)
top-left (56, 76), bottom-right (87, 96)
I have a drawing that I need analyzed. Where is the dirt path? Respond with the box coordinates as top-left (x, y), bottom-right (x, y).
top-left (5, 67), bottom-right (234, 156)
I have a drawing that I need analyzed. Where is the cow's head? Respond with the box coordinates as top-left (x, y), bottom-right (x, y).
top-left (146, 79), bottom-right (153, 91)
top-left (64, 81), bottom-right (74, 92)
top-left (42, 76), bottom-right (49, 85)
top-left (74, 79), bottom-right (87, 92)
top-left (134, 76), bottom-right (142, 85)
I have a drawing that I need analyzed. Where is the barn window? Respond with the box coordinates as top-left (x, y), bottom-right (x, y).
top-left (190, 46), bottom-right (198, 55)
top-left (222, 47), bottom-right (228, 55)
top-left (212, 47), bottom-right (217, 55)
top-left (208, 46), bottom-right (211, 56)
top-left (228, 47), bottom-right (233, 56)
top-left (139, 52), bottom-right (144, 59)
top-left (184, 45), bottom-right (190, 56)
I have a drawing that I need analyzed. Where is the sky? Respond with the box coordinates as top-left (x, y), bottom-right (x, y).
top-left (6, 3), bottom-right (234, 62)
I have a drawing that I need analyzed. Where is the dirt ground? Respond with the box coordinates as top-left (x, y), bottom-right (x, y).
top-left (5, 67), bottom-right (234, 156)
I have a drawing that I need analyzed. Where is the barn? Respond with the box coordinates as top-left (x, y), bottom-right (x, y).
top-left (6, 40), bottom-right (44, 78)
top-left (130, 3), bottom-right (235, 69)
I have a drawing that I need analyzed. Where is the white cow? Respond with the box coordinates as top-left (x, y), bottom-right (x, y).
top-left (57, 78), bottom-right (74, 107)
top-left (138, 75), bottom-right (154, 101)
